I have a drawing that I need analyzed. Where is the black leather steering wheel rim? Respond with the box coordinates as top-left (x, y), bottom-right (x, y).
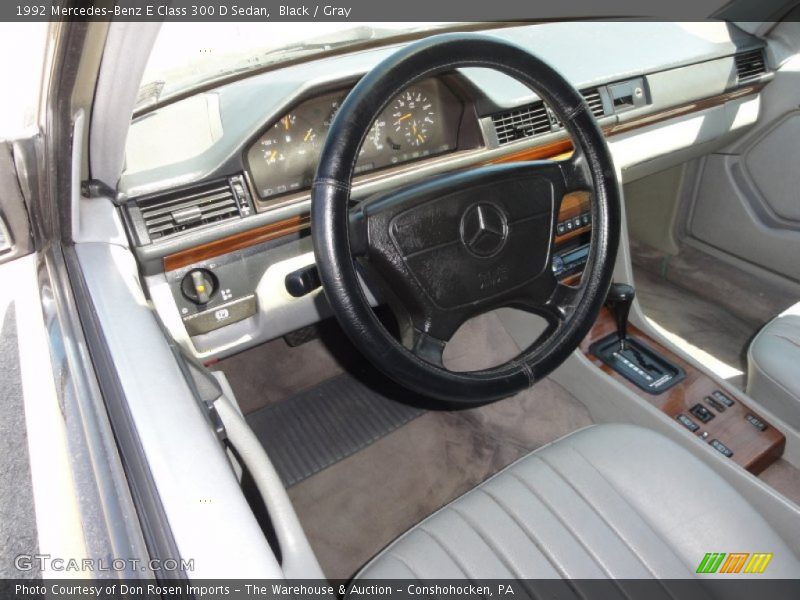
top-left (311, 33), bottom-right (620, 407)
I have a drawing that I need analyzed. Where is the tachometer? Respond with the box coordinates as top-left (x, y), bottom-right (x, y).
top-left (391, 89), bottom-right (436, 147)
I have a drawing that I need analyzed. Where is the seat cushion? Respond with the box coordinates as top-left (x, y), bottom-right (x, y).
top-left (748, 302), bottom-right (800, 431)
top-left (355, 424), bottom-right (800, 579)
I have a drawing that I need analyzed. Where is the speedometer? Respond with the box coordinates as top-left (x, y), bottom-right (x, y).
top-left (391, 89), bottom-right (436, 147)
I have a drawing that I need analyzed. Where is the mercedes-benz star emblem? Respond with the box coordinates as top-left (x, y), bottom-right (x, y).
top-left (459, 203), bottom-right (509, 258)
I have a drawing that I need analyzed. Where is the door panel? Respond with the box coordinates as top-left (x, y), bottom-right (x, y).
top-left (0, 142), bottom-right (33, 264)
top-left (689, 53), bottom-right (800, 283)
top-left (745, 112), bottom-right (800, 221)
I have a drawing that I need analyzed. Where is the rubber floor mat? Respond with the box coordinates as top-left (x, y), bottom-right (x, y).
top-left (246, 373), bottom-right (425, 487)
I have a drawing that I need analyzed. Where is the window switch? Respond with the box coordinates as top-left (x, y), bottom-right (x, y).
top-left (690, 403), bottom-right (714, 423)
top-left (711, 390), bottom-right (735, 407)
top-left (676, 413), bottom-right (699, 432)
top-left (705, 396), bottom-right (726, 412)
top-left (709, 439), bottom-right (734, 458)
top-left (745, 414), bottom-right (768, 432)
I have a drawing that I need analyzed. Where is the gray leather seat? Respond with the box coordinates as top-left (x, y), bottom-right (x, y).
top-left (748, 302), bottom-right (800, 431)
top-left (356, 424), bottom-right (800, 579)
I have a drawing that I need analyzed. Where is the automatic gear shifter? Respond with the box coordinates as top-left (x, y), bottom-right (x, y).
top-left (606, 283), bottom-right (635, 350)
top-left (590, 282), bottom-right (685, 394)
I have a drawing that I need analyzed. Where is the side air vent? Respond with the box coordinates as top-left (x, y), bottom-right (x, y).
top-left (735, 49), bottom-right (766, 82)
top-left (582, 88), bottom-right (606, 119)
top-left (492, 101), bottom-right (552, 145)
top-left (137, 178), bottom-right (245, 241)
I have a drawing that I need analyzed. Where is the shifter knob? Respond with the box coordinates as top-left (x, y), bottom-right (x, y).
top-left (606, 283), bottom-right (635, 350)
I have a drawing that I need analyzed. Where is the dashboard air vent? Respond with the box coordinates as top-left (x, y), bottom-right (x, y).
top-left (492, 101), bottom-right (553, 145)
top-left (735, 49), bottom-right (766, 82)
top-left (582, 88), bottom-right (605, 118)
top-left (492, 88), bottom-right (609, 145)
top-left (138, 179), bottom-right (241, 241)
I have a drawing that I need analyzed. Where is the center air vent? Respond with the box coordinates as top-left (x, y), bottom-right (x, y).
top-left (491, 88), bottom-right (607, 146)
top-left (137, 177), bottom-right (248, 242)
top-left (735, 49), bottom-right (766, 82)
top-left (492, 101), bottom-right (552, 145)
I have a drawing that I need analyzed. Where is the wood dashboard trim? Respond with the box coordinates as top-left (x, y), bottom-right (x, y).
top-left (163, 214), bottom-right (311, 271)
top-left (485, 82), bottom-right (765, 165)
top-left (162, 84), bottom-right (764, 271)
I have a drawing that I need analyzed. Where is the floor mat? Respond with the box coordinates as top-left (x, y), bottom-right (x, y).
top-left (246, 373), bottom-right (424, 487)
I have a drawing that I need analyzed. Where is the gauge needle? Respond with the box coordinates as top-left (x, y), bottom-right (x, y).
top-left (397, 113), bottom-right (412, 122)
top-left (304, 129), bottom-right (313, 142)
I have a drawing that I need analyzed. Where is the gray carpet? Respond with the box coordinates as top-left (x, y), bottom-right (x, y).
top-left (218, 311), bottom-right (593, 579)
top-left (633, 268), bottom-right (759, 390)
top-left (630, 238), bottom-right (795, 326)
top-left (217, 323), bottom-right (360, 413)
top-left (288, 378), bottom-right (592, 579)
top-left (630, 240), bottom-right (800, 510)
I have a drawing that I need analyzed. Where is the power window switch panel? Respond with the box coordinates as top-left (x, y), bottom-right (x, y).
top-left (709, 439), bottom-right (734, 458)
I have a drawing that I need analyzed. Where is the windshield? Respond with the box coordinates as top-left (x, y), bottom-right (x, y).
top-left (139, 22), bottom-right (456, 110)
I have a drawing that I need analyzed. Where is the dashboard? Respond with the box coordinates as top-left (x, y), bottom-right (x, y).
top-left (119, 22), bottom-right (770, 362)
top-left (245, 79), bottom-right (463, 202)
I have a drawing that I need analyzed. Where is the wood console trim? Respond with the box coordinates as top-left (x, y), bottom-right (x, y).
top-left (581, 308), bottom-right (785, 474)
top-left (163, 214), bottom-right (311, 271)
top-left (555, 191), bottom-right (591, 245)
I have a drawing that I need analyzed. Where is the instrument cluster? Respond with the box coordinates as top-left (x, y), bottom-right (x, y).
top-left (245, 78), bottom-right (463, 201)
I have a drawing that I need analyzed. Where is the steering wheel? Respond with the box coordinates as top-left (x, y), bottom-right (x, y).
top-left (311, 34), bottom-right (620, 407)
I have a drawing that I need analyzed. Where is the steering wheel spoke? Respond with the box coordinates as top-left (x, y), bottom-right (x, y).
top-left (408, 329), bottom-right (448, 367)
top-left (398, 306), bottom-right (470, 367)
top-left (348, 207), bottom-right (369, 257)
top-left (505, 272), bottom-right (577, 324)
top-left (558, 149), bottom-right (593, 194)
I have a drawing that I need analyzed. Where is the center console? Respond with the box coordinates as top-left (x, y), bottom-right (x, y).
top-left (581, 284), bottom-right (785, 474)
